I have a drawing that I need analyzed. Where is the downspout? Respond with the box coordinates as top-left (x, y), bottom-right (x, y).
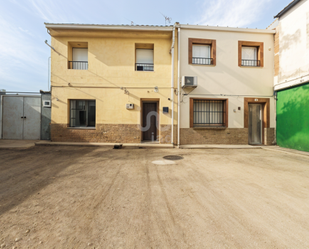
top-left (170, 24), bottom-right (176, 145)
top-left (48, 57), bottom-right (51, 91)
top-left (177, 26), bottom-right (181, 147)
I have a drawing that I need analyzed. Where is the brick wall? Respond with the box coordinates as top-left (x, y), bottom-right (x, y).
top-left (159, 124), bottom-right (178, 144)
top-left (51, 124), bottom-right (141, 143)
top-left (180, 128), bottom-right (248, 145)
top-left (264, 128), bottom-right (275, 145)
top-left (51, 124), bottom-right (177, 144)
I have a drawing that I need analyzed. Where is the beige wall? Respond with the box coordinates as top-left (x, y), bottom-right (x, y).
top-left (179, 27), bottom-right (275, 129)
top-left (50, 29), bottom-right (178, 143)
top-left (50, 30), bottom-right (178, 124)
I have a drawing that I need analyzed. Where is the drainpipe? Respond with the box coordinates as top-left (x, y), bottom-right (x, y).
top-left (177, 26), bottom-right (181, 147)
top-left (48, 57), bottom-right (51, 91)
top-left (170, 24), bottom-right (176, 145)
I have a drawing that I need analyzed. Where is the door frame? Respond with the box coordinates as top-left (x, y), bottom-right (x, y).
top-left (244, 98), bottom-right (270, 145)
top-left (140, 98), bottom-right (159, 142)
top-left (1, 95), bottom-right (41, 140)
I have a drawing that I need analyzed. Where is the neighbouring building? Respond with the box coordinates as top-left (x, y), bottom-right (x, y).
top-left (273, 0), bottom-right (309, 152)
top-left (177, 25), bottom-right (276, 145)
top-left (45, 23), bottom-right (178, 144)
top-left (40, 90), bottom-right (51, 140)
top-left (0, 91), bottom-right (51, 140)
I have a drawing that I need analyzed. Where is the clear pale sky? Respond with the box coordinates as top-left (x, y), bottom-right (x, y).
top-left (0, 0), bottom-right (291, 92)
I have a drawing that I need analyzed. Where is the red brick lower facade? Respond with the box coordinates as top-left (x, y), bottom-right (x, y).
top-left (180, 128), bottom-right (275, 145)
top-left (51, 124), bottom-right (175, 144)
top-left (51, 124), bottom-right (275, 145)
top-left (51, 124), bottom-right (141, 143)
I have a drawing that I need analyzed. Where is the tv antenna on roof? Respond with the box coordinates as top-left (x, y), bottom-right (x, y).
top-left (161, 13), bottom-right (172, 25)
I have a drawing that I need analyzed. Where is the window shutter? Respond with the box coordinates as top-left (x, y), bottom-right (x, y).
top-left (242, 47), bottom-right (257, 60)
top-left (72, 48), bottom-right (88, 61)
top-left (136, 49), bottom-right (154, 63)
top-left (192, 45), bottom-right (210, 58)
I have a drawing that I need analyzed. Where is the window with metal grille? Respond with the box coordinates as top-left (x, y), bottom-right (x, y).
top-left (191, 99), bottom-right (228, 127)
top-left (69, 47), bottom-right (88, 70)
top-left (70, 100), bottom-right (96, 127)
top-left (192, 44), bottom-right (212, 65)
top-left (238, 41), bottom-right (264, 67)
top-left (135, 45), bottom-right (154, 71)
top-left (188, 38), bottom-right (216, 66)
top-left (241, 46), bottom-right (260, 67)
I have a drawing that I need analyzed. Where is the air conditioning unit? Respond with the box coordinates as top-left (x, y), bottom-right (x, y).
top-left (126, 103), bottom-right (134, 110)
top-left (43, 100), bottom-right (51, 108)
top-left (182, 76), bottom-right (198, 88)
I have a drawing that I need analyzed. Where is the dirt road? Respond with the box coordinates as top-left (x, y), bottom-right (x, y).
top-left (1, 146), bottom-right (309, 248)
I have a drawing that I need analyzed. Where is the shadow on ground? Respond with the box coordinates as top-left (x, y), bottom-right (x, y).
top-left (0, 146), bottom-right (98, 216)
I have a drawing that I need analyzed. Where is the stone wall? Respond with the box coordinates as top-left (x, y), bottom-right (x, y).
top-left (51, 124), bottom-right (141, 143)
top-left (51, 124), bottom-right (177, 144)
top-left (264, 128), bottom-right (275, 145)
top-left (180, 128), bottom-right (249, 145)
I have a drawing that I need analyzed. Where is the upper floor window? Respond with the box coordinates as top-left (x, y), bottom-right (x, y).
top-left (189, 38), bottom-right (216, 66)
top-left (238, 41), bottom-right (264, 67)
top-left (135, 44), bottom-right (154, 71)
top-left (192, 44), bottom-right (211, 65)
top-left (68, 42), bottom-right (88, 70)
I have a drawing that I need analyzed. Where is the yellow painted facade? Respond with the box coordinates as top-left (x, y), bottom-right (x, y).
top-left (48, 25), bottom-right (178, 144)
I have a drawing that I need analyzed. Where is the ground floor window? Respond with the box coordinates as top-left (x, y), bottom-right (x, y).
top-left (70, 100), bottom-right (96, 127)
top-left (190, 98), bottom-right (228, 128)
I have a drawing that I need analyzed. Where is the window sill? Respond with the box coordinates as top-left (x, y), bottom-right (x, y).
top-left (68, 69), bottom-right (88, 71)
top-left (240, 66), bottom-right (262, 68)
top-left (193, 126), bottom-right (227, 130)
top-left (67, 127), bottom-right (96, 130)
top-left (191, 64), bottom-right (215, 66)
top-left (135, 70), bottom-right (155, 72)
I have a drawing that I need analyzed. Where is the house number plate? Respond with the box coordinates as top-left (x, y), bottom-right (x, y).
top-left (255, 99), bottom-right (259, 101)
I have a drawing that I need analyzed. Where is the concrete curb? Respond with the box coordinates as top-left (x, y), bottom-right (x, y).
top-left (35, 141), bottom-right (174, 148)
top-left (262, 146), bottom-right (309, 158)
top-left (179, 145), bottom-right (263, 149)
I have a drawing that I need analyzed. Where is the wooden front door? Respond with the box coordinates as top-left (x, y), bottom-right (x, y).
top-left (142, 102), bottom-right (157, 141)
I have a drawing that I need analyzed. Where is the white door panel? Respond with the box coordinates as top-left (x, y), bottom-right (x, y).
top-left (3, 97), bottom-right (23, 139)
top-left (23, 97), bottom-right (41, 140)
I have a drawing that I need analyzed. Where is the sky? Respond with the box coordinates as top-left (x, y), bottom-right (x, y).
top-left (0, 0), bottom-right (292, 92)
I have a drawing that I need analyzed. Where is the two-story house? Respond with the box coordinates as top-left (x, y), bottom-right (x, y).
top-left (46, 23), bottom-right (276, 146)
top-left (177, 25), bottom-right (276, 145)
top-left (273, 0), bottom-right (309, 152)
top-left (45, 24), bottom-right (178, 145)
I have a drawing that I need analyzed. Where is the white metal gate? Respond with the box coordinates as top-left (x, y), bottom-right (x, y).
top-left (2, 96), bottom-right (41, 140)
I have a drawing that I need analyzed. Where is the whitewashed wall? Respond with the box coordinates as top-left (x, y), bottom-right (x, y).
top-left (275, 0), bottom-right (309, 90)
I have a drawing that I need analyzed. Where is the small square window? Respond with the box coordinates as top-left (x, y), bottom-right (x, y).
top-left (239, 41), bottom-right (264, 67)
top-left (189, 38), bottom-right (216, 66)
top-left (192, 44), bottom-right (211, 65)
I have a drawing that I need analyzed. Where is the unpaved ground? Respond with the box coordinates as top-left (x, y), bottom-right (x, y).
top-left (1, 146), bottom-right (309, 248)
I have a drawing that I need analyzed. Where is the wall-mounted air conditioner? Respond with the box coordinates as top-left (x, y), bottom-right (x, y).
top-left (126, 103), bottom-right (134, 110)
top-left (182, 76), bottom-right (198, 88)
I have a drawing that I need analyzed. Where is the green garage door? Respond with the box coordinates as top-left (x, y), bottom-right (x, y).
top-left (277, 82), bottom-right (309, 152)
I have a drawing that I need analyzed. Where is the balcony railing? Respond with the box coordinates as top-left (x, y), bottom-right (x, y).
top-left (241, 59), bottom-right (260, 67)
top-left (135, 63), bottom-right (154, 71)
top-left (69, 61), bottom-right (88, 70)
top-left (192, 57), bottom-right (213, 65)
